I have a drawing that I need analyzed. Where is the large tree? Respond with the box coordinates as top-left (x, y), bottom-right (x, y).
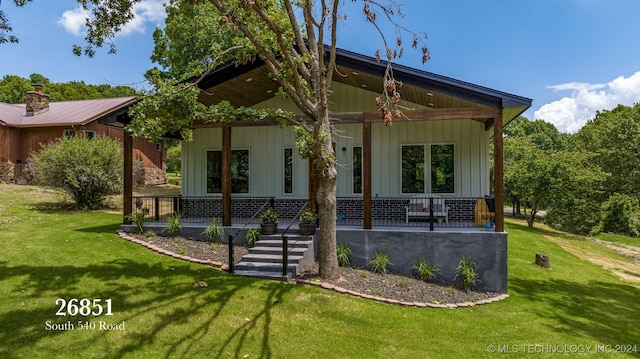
top-left (9, 0), bottom-right (427, 280)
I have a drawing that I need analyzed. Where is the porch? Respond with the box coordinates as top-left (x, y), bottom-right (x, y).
top-left (130, 195), bottom-right (497, 231)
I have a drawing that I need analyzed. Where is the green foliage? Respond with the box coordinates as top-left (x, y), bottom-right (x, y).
top-left (166, 144), bottom-right (182, 174)
top-left (245, 228), bottom-right (261, 248)
top-left (299, 208), bottom-right (317, 224)
top-left (30, 135), bottom-right (123, 209)
top-left (202, 217), bottom-right (224, 243)
top-left (369, 252), bottom-right (392, 274)
top-left (127, 208), bottom-right (149, 234)
top-left (163, 212), bottom-right (182, 237)
top-left (596, 194), bottom-right (640, 237)
top-left (258, 208), bottom-right (279, 224)
top-left (0, 73), bottom-right (137, 103)
top-left (544, 151), bottom-right (609, 235)
top-left (455, 255), bottom-right (478, 291)
top-left (412, 257), bottom-right (439, 282)
top-left (336, 242), bottom-right (352, 267)
top-left (573, 104), bottom-right (640, 197)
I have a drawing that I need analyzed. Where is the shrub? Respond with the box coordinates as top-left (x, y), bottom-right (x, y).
top-left (336, 242), bottom-right (352, 267)
top-left (202, 218), bottom-right (224, 243)
top-left (412, 257), bottom-right (439, 282)
top-left (597, 194), bottom-right (640, 237)
top-left (164, 212), bottom-right (182, 237)
top-left (369, 252), bottom-right (391, 274)
top-left (30, 135), bottom-right (123, 209)
top-left (455, 255), bottom-right (478, 291)
top-left (166, 144), bottom-right (181, 174)
top-left (246, 228), bottom-right (261, 248)
top-left (127, 208), bottom-right (149, 234)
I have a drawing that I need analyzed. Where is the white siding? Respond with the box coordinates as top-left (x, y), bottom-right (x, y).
top-left (182, 126), bottom-right (308, 197)
top-left (183, 120), bottom-right (489, 198)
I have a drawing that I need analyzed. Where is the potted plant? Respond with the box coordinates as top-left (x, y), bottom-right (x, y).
top-left (298, 208), bottom-right (317, 235)
top-left (258, 208), bottom-right (279, 235)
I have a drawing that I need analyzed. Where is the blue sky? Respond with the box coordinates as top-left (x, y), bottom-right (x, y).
top-left (2, 0), bottom-right (640, 133)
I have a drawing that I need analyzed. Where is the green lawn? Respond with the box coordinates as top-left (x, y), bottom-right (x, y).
top-left (1, 185), bottom-right (638, 358)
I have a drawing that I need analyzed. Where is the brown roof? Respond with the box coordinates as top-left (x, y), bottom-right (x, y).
top-left (0, 97), bottom-right (137, 128)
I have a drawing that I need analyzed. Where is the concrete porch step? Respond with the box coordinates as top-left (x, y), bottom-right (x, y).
top-left (233, 234), bottom-right (316, 278)
top-left (233, 270), bottom-right (290, 282)
top-left (256, 239), bottom-right (313, 248)
top-left (234, 261), bottom-right (299, 275)
top-left (241, 253), bottom-right (304, 263)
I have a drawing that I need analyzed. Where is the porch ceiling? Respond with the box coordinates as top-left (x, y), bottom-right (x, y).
top-left (194, 48), bottom-right (531, 128)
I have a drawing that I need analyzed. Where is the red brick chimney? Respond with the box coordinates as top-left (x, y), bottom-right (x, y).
top-left (25, 83), bottom-right (50, 116)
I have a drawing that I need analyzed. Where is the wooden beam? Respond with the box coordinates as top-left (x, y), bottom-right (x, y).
top-left (222, 126), bottom-right (232, 226)
top-left (365, 107), bottom-right (502, 123)
top-left (123, 129), bottom-right (133, 224)
top-left (190, 107), bottom-right (500, 128)
top-left (493, 110), bottom-right (504, 232)
top-left (363, 120), bottom-right (372, 229)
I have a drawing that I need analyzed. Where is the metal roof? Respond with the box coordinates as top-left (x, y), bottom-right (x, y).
top-left (0, 97), bottom-right (138, 128)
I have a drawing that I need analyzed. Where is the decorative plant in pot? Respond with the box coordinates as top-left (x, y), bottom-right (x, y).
top-left (258, 208), bottom-right (279, 235)
top-left (298, 208), bottom-right (317, 235)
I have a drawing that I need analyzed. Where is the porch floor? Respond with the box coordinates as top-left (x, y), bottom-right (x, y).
top-left (140, 220), bottom-right (496, 234)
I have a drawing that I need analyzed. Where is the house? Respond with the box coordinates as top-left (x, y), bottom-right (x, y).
top-left (122, 48), bottom-right (531, 292)
top-left (0, 85), bottom-right (166, 184)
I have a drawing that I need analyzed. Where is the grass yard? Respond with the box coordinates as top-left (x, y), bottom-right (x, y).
top-left (0, 184), bottom-right (639, 358)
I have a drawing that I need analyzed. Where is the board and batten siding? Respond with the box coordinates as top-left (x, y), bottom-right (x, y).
top-left (182, 119), bottom-right (489, 198)
top-left (181, 126), bottom-right (308, 197)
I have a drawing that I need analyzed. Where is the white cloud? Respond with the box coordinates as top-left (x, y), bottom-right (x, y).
top-left (57, 1), bottom-right (166, 37)
top-left (57, 7), bottom-right (89, 36)
top-left (535, 71), bottom-right (640, 133)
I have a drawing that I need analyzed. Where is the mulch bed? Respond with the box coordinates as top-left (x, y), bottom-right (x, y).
top-left (123, 233), bottom-right (505, 307)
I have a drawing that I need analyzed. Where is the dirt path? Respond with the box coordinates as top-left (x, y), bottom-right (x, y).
top-left (543, 234), bottom-right (640, 287)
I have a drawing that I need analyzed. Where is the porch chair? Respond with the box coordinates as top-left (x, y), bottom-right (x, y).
top-left (405, 195), bottom-right (449, 224)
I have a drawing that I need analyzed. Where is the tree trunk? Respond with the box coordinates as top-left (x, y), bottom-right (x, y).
top-left (316, 166), bottom-right (339, 280)
top-left (314, 114), bottom-right (339, 280)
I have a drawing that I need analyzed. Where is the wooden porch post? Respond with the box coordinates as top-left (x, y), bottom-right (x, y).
top-left (363, 120), bottom-right (372, 229)
top-left (493, 111), bottom-right (504, 232)
top-left (123, 129), bottom-right (133, 224)
top-left (222, 126), bottom-right (232, 226)
top-left (308, 159), bottom-right (318, 211)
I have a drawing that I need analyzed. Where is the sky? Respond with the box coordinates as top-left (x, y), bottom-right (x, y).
top-left (2, 0), bottom-right (640, 133)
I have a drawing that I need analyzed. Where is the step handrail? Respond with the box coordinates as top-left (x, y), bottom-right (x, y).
top-left (281, 201), bottom-right (311, 276)
top-left (228, 197), bottom-right (274, 274)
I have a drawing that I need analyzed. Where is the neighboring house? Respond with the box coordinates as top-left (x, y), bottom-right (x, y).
top-left (0, 85), bottom-right (166, 185)
top-left (123, 48), bottom-right (532, 292)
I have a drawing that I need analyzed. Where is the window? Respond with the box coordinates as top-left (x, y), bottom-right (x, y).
top-left (284, 148), bottom-right (293, 194)
top-left (63, 130), bottom-right (75, 138)
top-left (206, 150), bottom-right (249, 194)
top-left (84, 130), bottom-right (96, 140)
top-left (352, 146), bottom-right (362, 194)
top-left (401, 145), bottom-right (425, 193)
top-left (155, 143), bottom-right (162, 152)
top-left (430, 144), bottom-right (455, 193)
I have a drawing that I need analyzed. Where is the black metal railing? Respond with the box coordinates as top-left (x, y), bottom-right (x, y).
top-left (129, 195), bottom-right (495, 231)
top-left (227, 197), bottom-right (274, 274)
top-left (280, 201), bottom-right (310, 277)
